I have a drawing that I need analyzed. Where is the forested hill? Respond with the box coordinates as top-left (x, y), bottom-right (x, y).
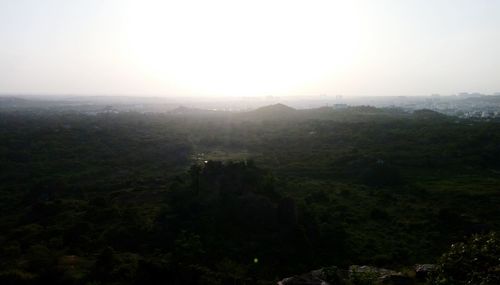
top-left (0, 106), bottom-right (499, 284)
top-left (167, 103), bottom-right (449, 122)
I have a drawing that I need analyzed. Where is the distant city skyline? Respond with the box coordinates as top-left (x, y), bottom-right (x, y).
top-left (1, 0), bottom-right (500, 97)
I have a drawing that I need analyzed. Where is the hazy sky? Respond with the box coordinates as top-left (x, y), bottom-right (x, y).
top-left (1, 0), bottom-right (500, 97)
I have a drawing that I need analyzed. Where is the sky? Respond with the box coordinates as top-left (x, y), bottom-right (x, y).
top-left (1, 0), bottom-right (500, 97)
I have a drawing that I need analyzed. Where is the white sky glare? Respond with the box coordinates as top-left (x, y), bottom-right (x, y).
top-left (1, 0), bottom-right (500, 97)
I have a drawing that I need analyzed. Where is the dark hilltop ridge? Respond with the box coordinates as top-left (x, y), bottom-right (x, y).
top-left (166, 102), bottom-right (453, 123)
top-left (248, 103), bottom-right (297, 115)
top-left (3, 94), bottom-right (500, 120)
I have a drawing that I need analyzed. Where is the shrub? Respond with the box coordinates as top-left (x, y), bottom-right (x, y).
top-left (430, 232), bottom-right (500, 285)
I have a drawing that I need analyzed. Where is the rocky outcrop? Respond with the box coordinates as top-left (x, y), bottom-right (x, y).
top-left (349, 266), bottom-right (414, 285)
top-left (278, 264), bottom-right (433, 285)
top-left (277, 267), bottom-right (344, 285)
top-left (414, 264), bottom-right (436, 282)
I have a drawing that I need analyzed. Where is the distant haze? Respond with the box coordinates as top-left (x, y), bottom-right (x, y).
top-left (1, 0), bottom-right (500, 97)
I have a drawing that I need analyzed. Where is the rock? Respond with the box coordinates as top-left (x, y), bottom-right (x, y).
top-left (277, 267), bottom-right (346, 285)
top-left (414, 264), bottom-right (436, 282)
top-left (277, 271), bottom-right (329, 285)
top-left (379, 274), bottom-right (415, 285)
top-left (279, 265), bottom-right (419, 285)
top-left (349, 265), bottom-right (413, 285)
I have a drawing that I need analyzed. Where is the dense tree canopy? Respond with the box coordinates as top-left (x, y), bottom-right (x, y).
top-left (0, 109), bottom-right (499, 284)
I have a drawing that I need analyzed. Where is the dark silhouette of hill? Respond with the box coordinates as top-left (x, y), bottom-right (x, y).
top-left (235, 103), bottom-right (426, 122)
top-left (160, 103), bottom-right (452, 123)
top-left (412, 109), bottom-right (449, 120)
top-left (253, 103), bottom-right (296, 113)
top-left (462, 94), bottom-right (500, 103)
top-left (0, 97), bottom-right (33, 108)
top-left (239, 103), bottom-right (297, 120)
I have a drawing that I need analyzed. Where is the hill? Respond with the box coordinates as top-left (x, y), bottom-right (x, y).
top-left (239, 103), bottom-right (297, 120)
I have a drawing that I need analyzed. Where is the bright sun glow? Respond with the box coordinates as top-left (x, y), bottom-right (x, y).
top-left (121, 0), bottom-right (365, 97)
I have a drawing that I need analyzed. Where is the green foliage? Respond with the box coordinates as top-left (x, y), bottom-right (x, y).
top-left (174, 231), bottom-right (206, 264)
top-left (0, 269), bottom-right (37, 285)
top-left (0, 110), bottom-right (500, 283)
top-left (430, 232), bottom-right (500, 285)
